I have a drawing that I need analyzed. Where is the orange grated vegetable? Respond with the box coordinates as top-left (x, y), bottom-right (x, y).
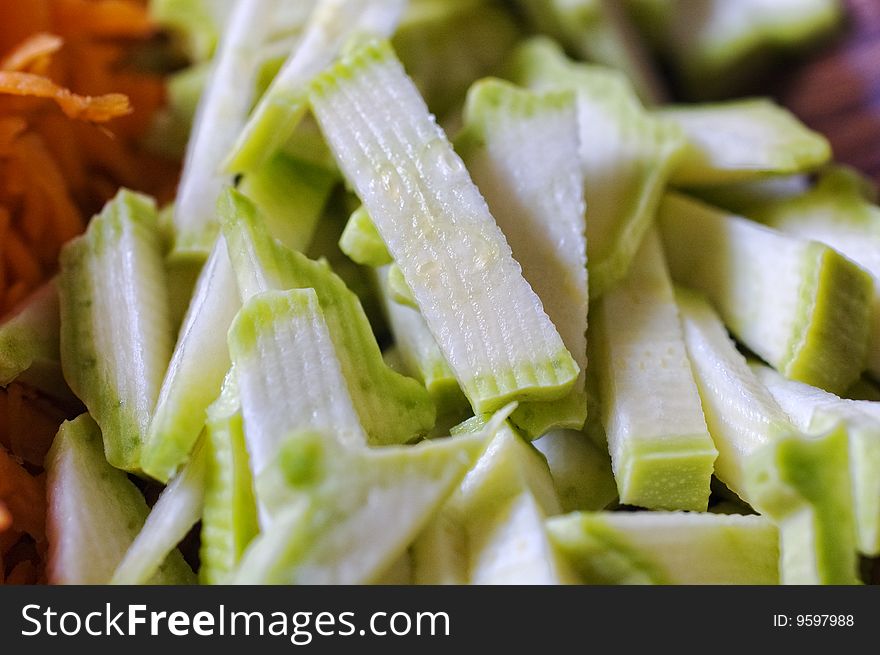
top-left (0, 0), bottom-right (177, 320)
top-left (0, 32), bottom-right (63, 74)
top-left (0, 71), bottom-right (132, 122)
top-left (0, 0), bottom-right (179, 585)
top-left (53, 0), bottom-right (155, 39)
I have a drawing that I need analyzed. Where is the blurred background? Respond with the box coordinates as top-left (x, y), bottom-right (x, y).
top-left (778, 0), bottom-right (880, 185)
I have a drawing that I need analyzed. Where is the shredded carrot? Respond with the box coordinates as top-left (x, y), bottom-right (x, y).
top-left (0, 0), bottom-right (177, 321)
top-left (11, 132), bottom-right (84, 249)
top-left (0, 446), bottom-right (46, 543)
top-left (0, 0), bottom-right (179, 585)
top-left (0, 2), bottom-right (52, 57)
top-left (0, 116), bottom-right (26, 147)
top-left (0, 71), bottom-right (131, 122)
top-left (0, 33), bottom-right (63, 74)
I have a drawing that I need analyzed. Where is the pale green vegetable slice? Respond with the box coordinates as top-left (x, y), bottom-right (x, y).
top-left (0, 280), bottom-right (69, 402)
top-left (142, 239), bottom-right (241, 482)
top-left (411, 507), bottom-right (468, 585)
top-left (386, 263), bottom-right (418, 309)
top-left (46, 414), bottom-right (194, 585)
top-left (220, 188), bottom-right (434, 445)
top-left (516, 0), bottom-right (667, 104)
top-left (748, 168), bottom-right (880, 379)
top-left (228, 289), bottom-right (366, 475)
top-left (413, 422), bottom-right (575, 585)
top-left (853, 399), bottom-right (880, 421)
top-left (339, 206), bottom-right (393, 268)
top-left (534, 429), bottom-right (618, 513)
top-left (171, 0), bottom-right (281, 258)
top-left (658, 99), bottom-right (831, 186)
top-left (225, 0), bottom-right (406, 173)
top-left (310, 40), bottom-right (578, 414)
top-left (59, 190), bottom-right (172, 472)
top-left (507, 37), bottom-right (684, 298)
top-left (659, 192), bottom-right (873, 394)
top-left (414, 494), bottom-right (572, 585)
top-left (392, 0), bottom-right (521, 118)
top-left (111, 439), bottom-right (208, 585)
top-left (675, 287), bottom-right (813, 498)
top-left (374, 266), bottom-right (469, 420)
top-left (456, 422), bottom-right (561, 519)
top-left (548, 511), bottom-right (779, 584)
top-left (0, 280), bottom-right (59, 384)
top-left (233, 430), bottom-right (489, 584)
top-left (199, 369), bottom-right (259, 584)
top-left (676, 289), bottom-right (860, 584)
top-left (458, 78), bottom-right (588, 438)
top-left (458, 425), bottom-right (574, 584)
top-left (238, 153), bottom-right (337, 253)
top-left (468, 492), bottom-right (574, 585)
top-left (752, 363), bottom-right (880, 556)
top-left (625, 0), bottom-right (843, 99)
top-left (746, 424), bottom-right (857, 585)
top-left (594, 230), bottom-right (716, 511)
top-left (449, 412), bottom-right (492, 437)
